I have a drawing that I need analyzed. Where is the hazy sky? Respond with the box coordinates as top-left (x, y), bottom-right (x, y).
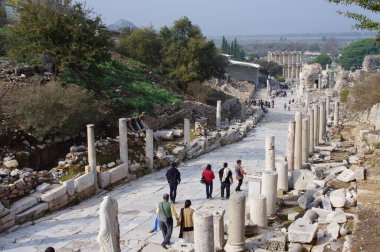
top-left (81, 0), bottom-right (378, 36)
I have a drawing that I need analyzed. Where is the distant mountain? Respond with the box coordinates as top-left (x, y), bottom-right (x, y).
top-left (107, 19), bottom-right (136, 31)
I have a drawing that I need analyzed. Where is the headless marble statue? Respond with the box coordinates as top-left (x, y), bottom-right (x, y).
top-left (97, 196), bottom-right (121, 252)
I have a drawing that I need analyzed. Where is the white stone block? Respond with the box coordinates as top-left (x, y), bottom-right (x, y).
top-left (15, 203), bottom-right (48, 223)
top-left (98, 171), bottom-right (111, 189)
top-left (109, 164), bottom-right (128, 184)
top-left (293, 170), bottom-right (315, 191)
top-left (348, 155), bottom-right (358, 164)
top-left (327, 209), bottom-right (347, 224)
top-left (336, 169), bottom-right (356, 183)
top-left (10, 196), bottom-right (39, 215)
top-left (40, 185), bottom-right (67, 203)
top-left (4, 160), bottom-right (18, 168)
top-left (355, 167), bottom-right (366, 181)
top-left (74, 173), bottom-right (95, 193)
top-left (288, 219), bottom-right (318, 243)
top-left (36, 183), bottom-right (51, 193)
top-left (63, 179), bottom-right (75, 196)
top-left (327, 222), bottom-right (340, 239)
top-left (329, 189), bottom-right (346, 208)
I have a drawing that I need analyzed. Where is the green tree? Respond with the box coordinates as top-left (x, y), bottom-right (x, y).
top-left (329, 0), bottom-right (380, 41)
top-left (116, 26), bottom-right (162, 66)
top-left (7, 0), bottom-right (113, 75)
top-left (340, 38), bottom-right (380, 69)
top-left (313, 53), bottom-right (333, 69)
top-left (255, 60), bottom-right (283, 77)
top-left (160, 17), bottom-right (226, 85)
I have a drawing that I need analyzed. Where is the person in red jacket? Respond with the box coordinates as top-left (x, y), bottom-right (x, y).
top-left (202, 164), bottom-right (215, 199)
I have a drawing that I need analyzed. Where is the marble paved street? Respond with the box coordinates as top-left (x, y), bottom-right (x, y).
top-left (1, 90), bottom-right (297, 252)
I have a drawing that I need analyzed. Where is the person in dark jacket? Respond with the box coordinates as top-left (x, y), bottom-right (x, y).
top-left (202, 164), bottom-right (215, 199)
top-left (166, 162), bottom-right (181, 203)
top-left (218, 162), bottom-right (233, 199)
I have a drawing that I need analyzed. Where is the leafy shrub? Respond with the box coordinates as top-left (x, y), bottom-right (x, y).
top-left (5, 81), bottom-right (99, 137)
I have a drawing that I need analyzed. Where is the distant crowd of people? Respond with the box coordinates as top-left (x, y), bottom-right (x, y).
top-left (156, 161), bottom-right (247, 249)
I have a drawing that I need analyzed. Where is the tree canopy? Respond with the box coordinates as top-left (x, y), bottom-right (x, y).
top-left (254, 60), bottom-right (283, 77)
top-left (313, 53), bottom-right (333, 69)
top-left (221, 36), bottom-right (246, 61)
top-left (329, 0), bottom-right (380, 42)
top-left (340, 38), bottom-right (380, 69)
top-left (7, 0), bottom-right (114, 74)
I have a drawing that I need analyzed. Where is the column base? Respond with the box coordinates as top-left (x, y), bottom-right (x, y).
top-left (224, 242), bottom-right (245, 252)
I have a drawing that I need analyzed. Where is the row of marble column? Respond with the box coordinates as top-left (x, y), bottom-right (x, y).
top-left (85, 118), bottom-right (193, 187)
top-left (287, 98), bottom-right (340, 171)
top-left (268, 51), bottom-right (302, 65)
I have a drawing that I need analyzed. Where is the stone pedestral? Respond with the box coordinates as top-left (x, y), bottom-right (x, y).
top-left (276, 161), bottom-right (288, 191)
top-left (261, 171), bottom-right (278, 216)
top-left (194, 211), bottom-right (214, 252)
top-left (225, 194), bottom-right (245, 252)
top-left (249, 194), bottom-right (267, 227)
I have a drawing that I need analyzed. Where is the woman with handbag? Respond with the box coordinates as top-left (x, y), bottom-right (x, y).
top-left (202, 164), bottom-right (215, 199)
top-left (178, 199), bottom-right (194, 243)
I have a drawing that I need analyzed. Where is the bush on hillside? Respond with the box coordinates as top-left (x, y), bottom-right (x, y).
top-left (5, 81), bottom-right (99, 138)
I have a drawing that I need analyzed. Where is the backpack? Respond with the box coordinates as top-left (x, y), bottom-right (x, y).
top-left (218, 168), bottom-right (224, 181)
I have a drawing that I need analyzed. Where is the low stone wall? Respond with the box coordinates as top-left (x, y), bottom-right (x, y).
top-left (1, 107), bottom-right (265, 233)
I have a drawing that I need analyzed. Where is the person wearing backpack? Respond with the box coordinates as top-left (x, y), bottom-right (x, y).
top-left (157, 193), bottom-right (179, 249)
top-left (202, 164), bottom-right (215, 199)
top-left (219, 162), bottom-right (233, 199)
top-left (166, 162), bottom-right (181, 203)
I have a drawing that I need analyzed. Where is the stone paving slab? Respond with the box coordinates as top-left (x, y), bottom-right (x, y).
top-left (1, 90), bottom-right (296, 252)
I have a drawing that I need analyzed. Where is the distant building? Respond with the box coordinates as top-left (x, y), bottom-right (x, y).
top-left (268, 51), bottom-right (302, 81)
top-left (226, 60), bottom-right (260, 85)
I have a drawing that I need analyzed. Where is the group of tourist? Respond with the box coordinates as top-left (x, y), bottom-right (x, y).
top-left (156, 161), bottom-right (247, 249)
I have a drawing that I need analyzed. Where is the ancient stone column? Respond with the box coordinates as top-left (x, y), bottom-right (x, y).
top-left (318, 74), bottom-right (322, 90)
top-left (87, 124), bottom-right (98, 190)
top-left (97, 196), bottom-right (120, 252)
top-left (249, 195), bottom-right (267, 228)
top-left (184, 118), bottom-right (191, 150)
top-left (216, 100), bottom-right (222, 128)
top-left (313, 104), bottom-right (319, 147)
top-left (308, 109), bottom-right (315, 154)
top-left (302, 117), bottom-right (309, 165)
top-left (224, 194), bottom-right (245, 252)
top-left (276, 162), bottom-right (288, 191)
top-left (334, 101), bottom-right (340, 126)
top-left (194, 211), bottom-right (214, 252)
top-left (119, 119), bottom-right (129, 171)
top-left (294, 112), bottom-right (302, 170)
top-left (261, 171), bottom-right (278, 216)
top-left (305, 91), bottom-right (310, 111)
top-left (287, 121), bottom-right (295, 171)
top-left (145, 129), bottom-right (154, 170)
top-left (326, 96), bottom-right (331, 117)
top-left (319, 100), bottom-right (326, 143)
top-left (265, 136), bottom-right (275, 171)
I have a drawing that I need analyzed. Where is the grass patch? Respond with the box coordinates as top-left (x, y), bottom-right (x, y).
top-left (61, 59), bottom-right (181, 116)
top-left (59, 165), bottom-right (84, 182)
top-left (291, 205), bottom-right (303, 212)
top-left (340, 88), bottom-right (349, 103)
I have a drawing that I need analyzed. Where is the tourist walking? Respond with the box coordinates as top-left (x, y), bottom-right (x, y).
top-left (283, 103), bottom-right (287, 110)
top-left (157, 193), bottom-right (179, 249)
top-left (235, 160), bottom-right (246, 191)
top-left (166, 162), bottom-right (181, 203)
top-left (202, 164), bottom-right (215, 199)
top-left (178, 199), bottom-right (194, 243)
top-left (219, 162), bottom-right (233, 199)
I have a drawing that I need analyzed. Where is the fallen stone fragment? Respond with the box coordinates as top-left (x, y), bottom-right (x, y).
top-left (348, 155), bottom-right (358, 164)
top-left (293, 170), bottom-right (315, 191)
top-left (265, 231), bottom-right (287, 251)
top-left (288, 219), bottom-right (318, 243)
top-left (327, 222), bottom-right (340, 239)
top-left (354, 167), bottom-right (366, 181)
top-left (336, 169), bottom-right (356, 183)
top-left (322, 195), bottom-right (333, 211)
top-left (329, 189), bottom-right (346, 208)
top-left (298, 189), bottom-right (318, 209)
top-left (36, 183), bottom-right (50, 193)
top-left (327, 209), bottom-right (347, 224)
